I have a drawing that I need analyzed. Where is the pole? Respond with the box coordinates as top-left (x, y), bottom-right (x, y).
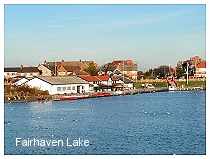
top-left (123, 60), bottom-right (125, 91)
top-left (136, 60), bottom-right (137, 83)
top-left (55, 62), bottom-right (56, 76)
top-left (169, 64), bottom-right (170, 76)
top-left (186, 62), bottom-right (189, 85)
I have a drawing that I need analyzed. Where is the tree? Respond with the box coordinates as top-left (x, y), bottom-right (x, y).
top-left (144, 69), bottom-right (154, 79)
top-left (84, 62), bottom-right (99, 76)
top-left (153, 65), bottom-right (170, 78)
top-left (176, 61), bottom-right (185, 79)
top-left (100, 63), bottom-right (116, 73)
top-left (137, 71), bottom-right (144, 80)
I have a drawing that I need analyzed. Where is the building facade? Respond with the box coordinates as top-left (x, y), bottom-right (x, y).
top-left (79, 75), bottom-right (112, 92)
top-left (111, 75), bottom-right (134, 90)
top-left (112, 60), bottom-right (138, 80)
top-left (194, 60), bottom-right (206, 78)
top-left (25, 76), bottom-right (90, 95)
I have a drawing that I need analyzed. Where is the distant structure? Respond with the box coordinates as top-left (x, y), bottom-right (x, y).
top-left (194, 60), bottom-right (206, 78)
top-left (79, 75), bottom-right (112, 92)
top-left (4, 65), bottom-right (40, 79)
top-left (103, 59), bottom-right (138, 80)
top-left (186, 56), bottom-right (206, 78)
top-left (38, 60), bottom-right (97, 76)
top-left (112, 60), bottom-right (138, 80)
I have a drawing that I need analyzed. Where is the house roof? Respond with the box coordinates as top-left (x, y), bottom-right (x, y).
top-left (43, 60), bottom-right (96, 74)
top-left (35, 76), bottom-right (88, 85)
top-left (63, 65), bottom-right (81, 72)
top-left (97, 75), bottom-right (109, 81)
top-left (19, 67), bottom-right (40, 73)
top-left (79, 75), bottom-right (110, 82)
top-left (76, 71), bottom-right (89, 75)
top-left (4, 67), bottom-right (39, 73)
top-left (4, 67), bottom-right (20, 72)
top-left (42, 63), bottom-right (56, 73)
top-left (79, 75), bottom-right (100, 82)
top-left (112, 60), bottom-right (136, 65)
top-left (112, 60), bottom-right (138, 71)
top-left (196, 61), bottom-right (206, 68)
top-left (45, 60), bottom-right (95, 67)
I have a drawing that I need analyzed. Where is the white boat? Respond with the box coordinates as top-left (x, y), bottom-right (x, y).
top-left (168, 86), bottom-right (177, 91)
top-left (113, 91), bottom-right (124, 95)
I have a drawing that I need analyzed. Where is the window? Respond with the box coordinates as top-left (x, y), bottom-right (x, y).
top-left (72, 86), bottom-right (75, 90)
top-left (67, 87), bottom-right (71, 90)
top-left (57, 87), bottom-right (61, 91)
top-left (82, 86), bottom-right (84, 89)
top-left (63, 87), bottom-right (66, 91)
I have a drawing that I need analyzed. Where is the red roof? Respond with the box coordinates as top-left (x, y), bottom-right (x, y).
top-left (196, 61), bottom-right (206, 68)
top-left (112, 59), bottom-right (135, 66)
top-left (78, 75), bottom-right (109, 82)
top-left (79, 75), bottom-right (100, 82)
top-left (97, 75), bottom-right (109, 81)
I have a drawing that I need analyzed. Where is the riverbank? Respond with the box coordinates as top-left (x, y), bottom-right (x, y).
top-left (4, 85), bottom-right (51, 102)
top-left (4, 79), bottom-right (206, 103)
top-left (5, 86), bottom-right (205, 103)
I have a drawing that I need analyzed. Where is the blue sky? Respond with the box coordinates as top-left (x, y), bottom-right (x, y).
top-left (5, 5), bottom-right (205, 71)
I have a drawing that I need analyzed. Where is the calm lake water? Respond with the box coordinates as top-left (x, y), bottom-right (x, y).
top-left (5, 91), bottom-right (206, 155)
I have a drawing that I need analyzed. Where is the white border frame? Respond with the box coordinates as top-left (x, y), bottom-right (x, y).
top-left (0, 1), bottom-right (208, 159)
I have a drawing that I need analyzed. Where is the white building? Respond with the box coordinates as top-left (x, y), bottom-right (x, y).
top-left (111, 75), bottom-right (134, 90)
top-left (194, 61), bottom-right (206, 78)
top-left (79, 75), bottom-right (113, 92)
top-left (25, 76), bottom-right (90, 95)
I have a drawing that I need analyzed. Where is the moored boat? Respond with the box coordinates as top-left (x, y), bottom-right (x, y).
top-left (168, 86), bottom-right (177, 91)
top-left (54, 94), bottom-right (89, 101)
top-left (94, 92), bottom-right (112, 97)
